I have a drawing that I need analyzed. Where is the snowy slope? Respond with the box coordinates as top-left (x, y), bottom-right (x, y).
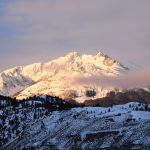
top-left (0, 52), bottom-right (129, 101)
top-left (2, 102), bottom-right (150, 150)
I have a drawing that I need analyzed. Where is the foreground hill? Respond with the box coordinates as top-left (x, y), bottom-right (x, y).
top-left (0, 95), bottom-right (79, 148)
top-left (0, 52), bottom-right (128, 101)
top-left (0, 95), bottom-right (150, 149)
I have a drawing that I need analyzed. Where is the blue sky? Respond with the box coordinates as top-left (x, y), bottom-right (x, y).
top-left (0, 0), bottom-right (150, 71)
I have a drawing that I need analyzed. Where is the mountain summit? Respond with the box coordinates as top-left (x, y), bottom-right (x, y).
top-left (0, 52), bottom-right (128, 101)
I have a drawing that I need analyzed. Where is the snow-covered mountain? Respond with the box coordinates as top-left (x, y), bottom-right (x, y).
top-left (1, 99), bottom-right (150, 149)
top-left (0, 52), bottom-right (129, 101)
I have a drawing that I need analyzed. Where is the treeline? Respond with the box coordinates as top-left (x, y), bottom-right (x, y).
top-left (84, 89), bottom-right (150, 107)
top-left (0, 88), bottom-right (150, 108)
top-left (0, 95), bottom-right (80, 110)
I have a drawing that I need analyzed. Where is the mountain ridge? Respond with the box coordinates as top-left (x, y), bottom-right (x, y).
top-left (0, 52), bottom-right (129, 101)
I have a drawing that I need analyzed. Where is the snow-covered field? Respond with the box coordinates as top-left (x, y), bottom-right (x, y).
top-left (1, 102), bottom-right (150, 150)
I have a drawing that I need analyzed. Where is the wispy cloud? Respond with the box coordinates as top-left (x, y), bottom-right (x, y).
top-left (73, 68), bottom-right (150, 89)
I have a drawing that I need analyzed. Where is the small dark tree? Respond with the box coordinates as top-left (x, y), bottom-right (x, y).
top-left (145, 104), bottom-right (149, 111)
top-left (86, 90), bottom-right (96, 97)
top-left (135, 107), bottom-right (138, 111)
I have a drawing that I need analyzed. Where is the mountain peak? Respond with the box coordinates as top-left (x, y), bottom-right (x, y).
top-left (65, 52), bottom-right (79, 60)
top-left (0, 51), bottom-right (129, 101)
top-left (95, 51), bottom-right (105, 57)
top-left (66, 51), bottom-right (106, 58)
top-left (66, 51), bottom-right (79, 57)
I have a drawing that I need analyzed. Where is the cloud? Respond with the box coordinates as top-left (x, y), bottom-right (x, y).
top-left (73, 68), bottom-right (150, 89)
top-left (0, 0), bottom-right (150, 71)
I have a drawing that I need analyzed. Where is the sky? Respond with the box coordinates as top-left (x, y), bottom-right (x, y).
top-left (0, 0), bottom-right (150, 72)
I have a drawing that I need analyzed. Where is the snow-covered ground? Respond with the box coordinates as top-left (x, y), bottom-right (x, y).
top-left (2, 102), bottom-right (150, 150)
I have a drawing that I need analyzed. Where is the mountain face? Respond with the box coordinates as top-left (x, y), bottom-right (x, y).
top-left (0, 52), bottom-right (128, 101)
